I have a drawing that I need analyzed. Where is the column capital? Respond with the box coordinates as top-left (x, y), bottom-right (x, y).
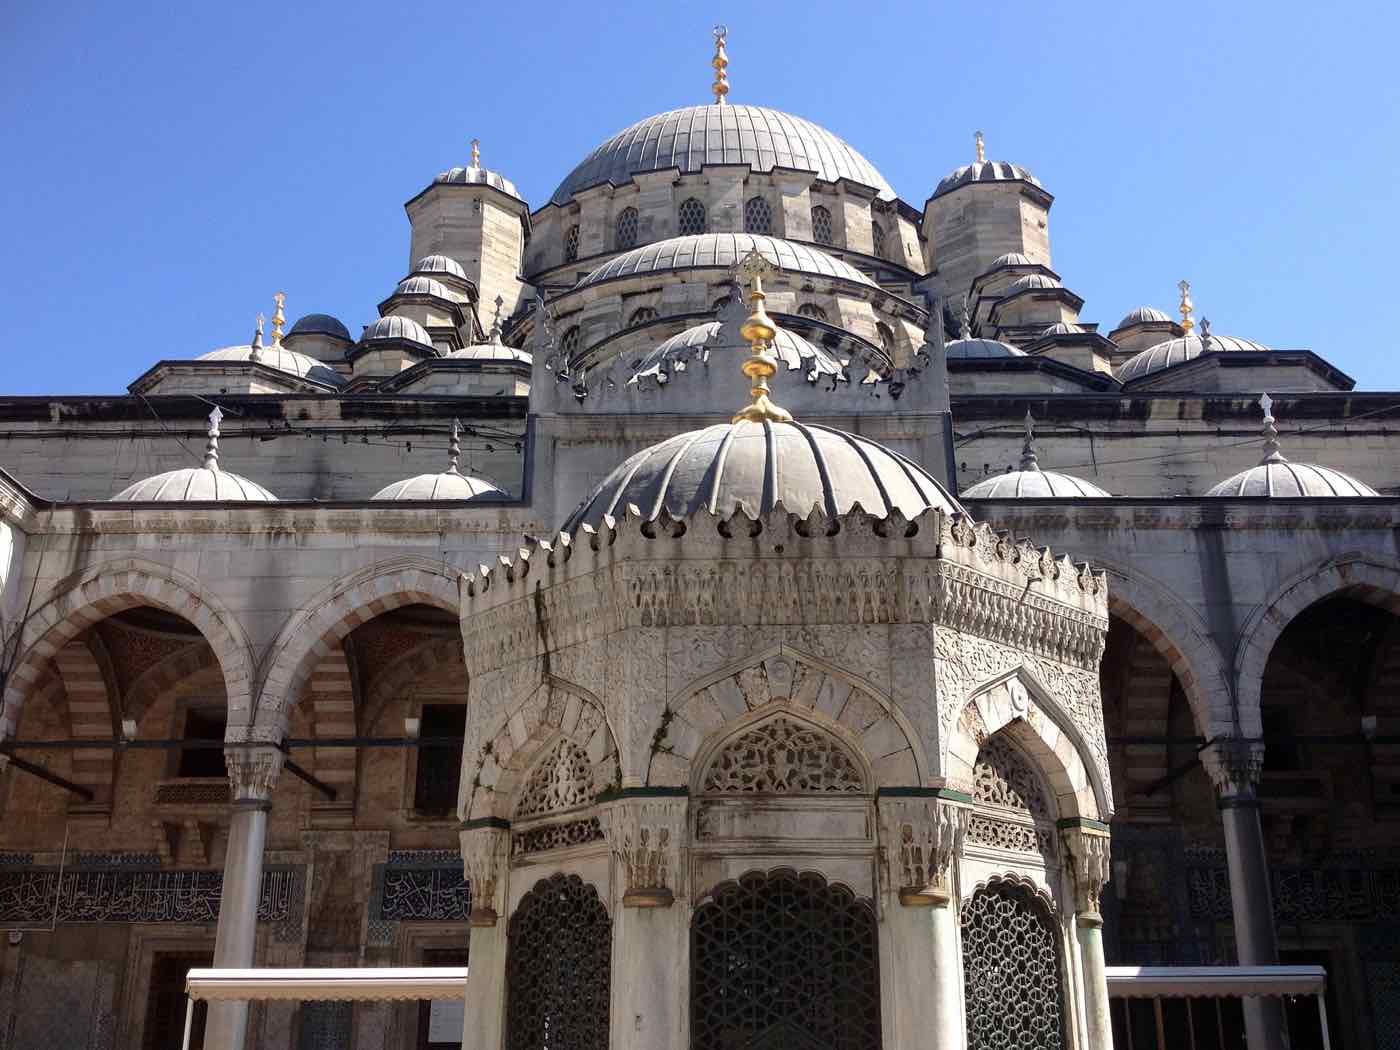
top-left (224, 745), bottom-right (283, 804)
top-left (599, 794), bottom-right (688, 908)
top-left (1200, 737), bottom-right (1265, 800)
top-left (1061, 824), bottom-right (1112, 925)
top-left (460, 824), bottom-right (510, 926)
top-left (878, 794), bottom-right (969, 907)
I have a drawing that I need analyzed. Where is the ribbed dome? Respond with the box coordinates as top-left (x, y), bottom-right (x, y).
top-left (433, 164), bottom-right (522, 201)
top-left (1115, 306), bottom-right (1171, 329)
top-left (550, 105), bottom-right (895, 206)
top-left (447, 341), bottom-right (532, 363)
top-left (632, 321), bottom-right (843, 383)
top-left (578, 234), bottom-right (876, 291)
top-left (287, 313), bottom-right (352, 343)
top-left (413, 255), bottom-right (468, 282)
top-left (199, 343), bottom-right (346, 388)
top-left (963, 470), bottom-right (1110, 498)
top-left (990, 252), bottom-right (1032, 268)
top-left (945, 337), bottom-right (1026, 359)
top-left (1118, 333), bottom-right (1271, 383)
top-left (361, 315), bottom-right (435, 349)
top-left (1039, 322), bottom-right (1086, 337)
top-left (394, 276), bottom-right (453, 300)
top-left (372, 470), bottom-right (507, 501)
top-left (1205, 462), bottom-right (1379, 498)
top-left (561, 419), bottom-right (961, 534)
top-left (1004, 274), bottom-right (1061, 295)
top-left (933, 160), bottom-right (1041, 200)
top-left (113, 468), bottom-right (278, 502)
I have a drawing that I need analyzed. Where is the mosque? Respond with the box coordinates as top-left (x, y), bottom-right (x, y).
top-left (0, 24), bottom-right (1395, 1050)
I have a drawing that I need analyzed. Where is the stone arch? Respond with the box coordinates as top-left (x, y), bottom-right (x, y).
top-left (1235, 554), bottom-right (1400, 735)
top-left (124, 643), bottom-right (221, 727)
top-left (52, 636), bottom-right (119, 802)
top-left (689, 705), bottom-right (873, 797)
top-left (946, 668), bottom-right (1107, 822)
top-left (361, 636), bottom-right (464, 736)
top-left (252, 558), bottom-right (459, 738)
top-left (661, 646), bottom-right (925, 788)
top-left (2, 559), bottom-right (254, 737)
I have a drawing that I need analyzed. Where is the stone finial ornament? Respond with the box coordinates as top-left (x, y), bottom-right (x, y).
top-left (1020, 409), bottom-right (1041, 472)
top-left (732, 249), bottom-right (793, 424)
top-left (490, 294), bottom-right (505, 342)
top-left (1177, 279), bottom-right (1194, 333)
top-left (711, 25), bottom-right (729, 105)
top-left (975, 129), bottom-right (986, 163)
top-left (448, 418), bottom-right (462, 474)
top-left (250, 313), bottom-right (265, 363)
top-left (202, 406), bottom-right (224, 471)
top-left (271, 291), bottom-right (287, 344)
top-left (1257, 392), bottom-right (1283, 464)
top-left (470, 137), bottom-right (481, 167)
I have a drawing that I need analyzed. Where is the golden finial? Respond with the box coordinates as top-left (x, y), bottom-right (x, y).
top-left (711, 25), bottom-right (730, 106)
top-left (271, 292), bottom-right (286, 344)
top-left (471, 138), bottom-right (481, 167)
top-left (1177, 279), bottom-right (1195, 333)
top-left (975, 130), bottom-right (986, 164)
top-left (732, 250), bottom-right (792, 424)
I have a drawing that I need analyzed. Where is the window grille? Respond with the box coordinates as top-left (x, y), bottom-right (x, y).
top-left (811, 205), bottom-right (833, 245)
top-left (563, 224), bottom-right (580, 263)
top-left (744, 196), bottom-right (773, 234)
top-left (515, 737), bottom-right (594, 819)
top-left (702, 716), bottom-right (865, 795)
top-left (798, 303), bottom-right (828, 321)
top-left (678, 198), bottom-right (706, 236)
top-left (628, 307), bottom-right (658, 327)
top-left (871, 222), bottom-right (888, 259)
top-left (615, 207), bottom-right (639, 250)
top-left (961, 881), bottom-right (1067, 1050)
top-left (559, 326), bottom-right (581, 356)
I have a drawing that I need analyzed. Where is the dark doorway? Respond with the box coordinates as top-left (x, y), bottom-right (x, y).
top-left (413, 705), bottom-right (467, 816)
top-left (177, 707), bottom-right (228, 778)
top-left (143, 951), bottom-right (212, 1050)
top-left (417, 948), bottom-right (470, 1049)
top-left (1280, 949), bottom-right (1342, 1050)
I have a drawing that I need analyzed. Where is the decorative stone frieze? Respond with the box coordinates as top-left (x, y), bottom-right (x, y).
top-left (225, 746), bottom-right (283, 804)
top-left (598, 794), bottom-right (688, 907)
top-left (878, 794), bottom-right (969, 906)
top-left (1061, 824), bottom-right (1112, 924)
top-left (1199, 738), bottom-right (1266, 800)
top-left (460, 823), bottom-right (510, 926)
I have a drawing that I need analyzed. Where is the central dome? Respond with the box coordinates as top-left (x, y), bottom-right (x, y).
top-left (561, 419), bottom-right (961, 534)
top-left (550, 105), bottom-right (895, 206)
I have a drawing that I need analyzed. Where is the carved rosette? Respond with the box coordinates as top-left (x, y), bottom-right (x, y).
top-left (878, 796), bottom-right (969, 907)
top-left (598, 795), bottom-right (688, 908)
top-left (1061, 825), bottom-right (1112, 925)
top-left (1199, 738), bottom-right (1265, 800)
top-left (460, 825), bottom-right (510, 926)
top-left (225, 745), bottom-right (283, 805)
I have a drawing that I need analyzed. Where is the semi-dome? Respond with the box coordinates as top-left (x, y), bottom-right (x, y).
top-left (199, 342), bottom-right (346, 388)
top-left (933, 160), bottom-right (1041, 200)
top-left (1205, 396), bottom-right (1378, 497)
top-left (1003, 274), bottom-right (1061, 296)
top-left (550, 104), bottom-right (895, 207)
top-left (287, 313), bottom-right (352, 343)
top-left (394, 276), bottom-right (453, 300)
top-left (413, 255), bottom-right (469, 282)
top-left (1118, 331), bottom-right (1270, 383)
top-left (561, 419), bottom-right (962, 534)
top-left (361, 315), bottom-right (435, 349)
top-left (945, 337), bottom-right (1026, 359)
top-left (112, 409), bottom-right (277, 502)
top-left (961, 414), bottom-right (1110, 498)
top-left (1115, 306), bottom-right (1171, 329)
top-left (631, 321), bottom-right (843, 384)
top-left (577, 234), bottom-right (876, 292)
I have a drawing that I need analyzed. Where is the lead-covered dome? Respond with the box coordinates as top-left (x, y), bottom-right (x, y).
top-left (287, 313), bottom-right (352, 343)
top-left (1118, 332), bottom-right (1270, 383)
top-left (578, 234), bottom-right (876, 291)
top-left (434, 163), bottom-right (522, 202)
top-left (1116, 306), bottom-right (1171, 328)
top-left (550, 105), bottom-right (895, 207)
top-left (945, 337), bottom-right (1025, 359)
top-left (561, 419), bottom-right (961, 534)
top-left (961, 414), bottom-right (1110, 498)
top-left (632, 321), bottom-right (843, 384)
top-left (1206, 461), bottom-right (1378, 498)
top-left (361, 315), bottom-right (435, 350)
top-left (199, 342), bottom-right (346, 388)
top-left (372, 471), bottom-right (507, 501)
top-left (413, 255), bottom-right (469, 282)
top-left (933, 160), bottom-right (1041, 200)
top-left (112, 410), bottom-right (277, 502)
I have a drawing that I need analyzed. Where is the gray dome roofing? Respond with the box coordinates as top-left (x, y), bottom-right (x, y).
top-left (198, 343), bottom-right (346, 388)
top-left (1118, 332), bottom-right (1271, 383)
top-left (394, 276), bottom-right (453, 300)
top-left (561, 419), bottom-right (962, 534)
top-left (413, 255), bottom-right (468, 282)
top-left (550, 104), bottom-right (895, 207)
top-left (1004, 273), bottom-right (1061, 295)
top-left (1205, 461), bottom-right (1379, 498)
top-left (963, 469), bottom-right (1111, 498)
top-left (372, 470), bottom-right (507, 501)
top-left (933, 160), bottom-right (1041, 200)
top-left (113, 467), bottom-right (278, 502)
top-left (578, 234), bottom-right (876, 291)
top-left (945, 337), bottom-right (1026, 359)
top-left (433, 164), bottom-right (522, 201)
top-left (1039, 322), bottom-right (1086, 337)
top-left (287, 313), bottom-right (352, 343)
top-left (631, 321), bottom-right (843, 383)
top-left (447, 341), bottom-right (532, 364)
top-left (990, 252), bottom-right (1032, 268)
top-left (361, 315), bottom-right (435, 349)
top-left (1116, 306), bottom-right (1171, 328)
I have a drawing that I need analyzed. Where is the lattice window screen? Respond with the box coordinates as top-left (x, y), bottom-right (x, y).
top-left (811, 205), bottom-right (833, 245)
top-left (563, 224), bottom-right (580, 263)
top-left (743, 196), bottom-right (773, 235)
top-left (515, 737), bottom-right (594, 818)
top-left (615, 207), bottom-right (639, 249)
top-left (973, 735), bottom-right (1052, 818)
top-left (961, 881), bottom-right (1066, 1050)
top-left (678, 198), bottom-right (707, 236)
top-left (702, 716), bottom-right (865, 794)
top-left (871, 222), bottom-right (888, 259)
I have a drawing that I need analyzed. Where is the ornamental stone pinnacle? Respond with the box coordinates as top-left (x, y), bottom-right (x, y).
top-left (711, 25), bottom-right (729, 105)
top-left (975, 129), bottom-right (986, 163)
top-left (732, 249), bottom-right (792, 424)
top-left (1177, 279), bottom-right (1194, 333)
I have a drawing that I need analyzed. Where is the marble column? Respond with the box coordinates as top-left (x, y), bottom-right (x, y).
top-left (877, 793), bottom-right (969, 1050)
top-left (204, 745), bottom-right (283, 1050)
top-left (599, 793), bottom-right (689, 1050)
top-left (1200, 738), bottom-right (1289, 1050)
top-left (460, 822), bottom-right (510, 1050)
top-left (1063, 823), bottom-right (1114, 1050)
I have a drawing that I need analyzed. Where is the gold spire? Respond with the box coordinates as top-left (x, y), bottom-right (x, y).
top-left (471, 137), bottom-right (481, 167)
top-left (1177, 279), bottom-right (1194, 333)
top-left (711, 25), bottom-right (730, 105)
top-left (975, 130), bottom-right (986, 164)
top-left (732, 250), bottom-right (792, 424)
top-left (271, 292), bottom-right (287, 344)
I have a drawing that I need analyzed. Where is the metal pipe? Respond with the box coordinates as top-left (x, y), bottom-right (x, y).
top-left (1319, 992), bottom-right (1332, 1050)
top-left (281, 757), bottom-right (336, 800)
top-left (3, 753), bottom-right (93, 800)
top-left (180, 996), bottom-right (194, 1050)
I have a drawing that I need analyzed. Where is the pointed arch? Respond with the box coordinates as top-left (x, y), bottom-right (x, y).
top-left (690, 705), bottom-right (872, 796)
top-left (124, 643), bottom-right (221, 726)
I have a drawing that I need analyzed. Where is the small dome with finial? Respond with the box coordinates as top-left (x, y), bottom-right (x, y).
top-left (961, 411), bottom-right (1111, 498)
top-left (1115, 306), bottom-right (1171, 329)
top-left (933, 131), bottom-right (1042, 200)
top-left (434, 137), bottom-right (524, 201)
top-left (1205, 394), bottom-right (1379, 497)
top-left (412, 255), bottom-right (469, 283)
top-left (201, 299), bottom-right (347, 387)
top-left (1118, 320), bottom-right (1271, 383)
top-left (360, 315), bottom-right (435, 350)
top-left (286, 313), bottom-right (353, 343)
top-left (372, 420), bottom-right (509, 501)
top-left (111, 407), bottom-right (278, 502)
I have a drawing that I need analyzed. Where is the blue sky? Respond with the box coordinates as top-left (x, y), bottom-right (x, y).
top-left (2, 0), bottom-right (1397, 394)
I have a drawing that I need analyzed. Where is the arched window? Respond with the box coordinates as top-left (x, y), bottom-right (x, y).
top-left (562, 223), bottom-right (580, 263)
top-left (798, 303), bottom-right (828, 322)
top-left (615, 206), bottom-right (639, 250)
top-left (628, 307), bottom-right (658, 327)
top-left (871, 221), bottom-right (888, 259)
top-left (876, 321), bottom-right (896, 355)
top-left (515, 737), bottom-right (595, 819)
top-left (961, 881), bottom-right (1066, 1049)
top-left (811, 205), bottom-right (834, 245)
top-left (711, 296), bottom-right (732, 313)
top-left (966, 734), bottom-right (1056, 859)
top-left (743, 196), bottom-right (773, 235)
top-left (678, 197), bottom-right (706, 236)
top-left (559, 325), bottom-right (582, 356)
top-left (507, 873), bottom-right (611, 1050)
top-left (692, 870), bottom-right (881, 1050)
top-left (702, 716), bottom-right (866, 794)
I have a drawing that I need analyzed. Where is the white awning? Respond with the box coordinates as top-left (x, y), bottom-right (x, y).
top-left (1105, 965), bottom-right (1326, 999)
top-left (184, 967), bottom-right (469, 1002)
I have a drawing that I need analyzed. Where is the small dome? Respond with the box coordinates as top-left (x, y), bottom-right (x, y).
top-left (1205, 462), bottom-right (1378, 498)
top-left (394, 276), bottom-right (452, 300)
top-left (632, 321), bottom-right (843, 383)
top-left (413, 255), bottom-right (468, 282)
top-left (990, 252), bottom-right (1032, 269)
top-left (933, 160), bottom-right (1041, 200)
top-left (372, 470), bottom-right (507, 501)
top-left (550, 104), bottom-right (895, 207)
top-left (963, 470), bottom-right (1110, 498)
top-left (1118, 332), bottom-right (1271, 383)
top-left (113, 468), bottom-right (278, 502)
top-left (199, 343), bottom-right (346, 388)
top-left (561, 419), bottom-right (961, 534)
top-left (1003, 274), bottom-right (1061, 296)
top-left (1039, 322), bottom-right (1085, 337)
top-left (1115, 306), bottom-right (1171, 329)
top-left (434, 164), bottom-right (522, 201)
top-left (578, 234), bottom-right (876, 292)
top-left (945, 337), bottom-right (1026, 359)
top-left (447, 341), bottom-right (532, 364)
top-left (287, 313), bottom-right (352, 343)
top-left (361, 315), bottom-right (435, 349)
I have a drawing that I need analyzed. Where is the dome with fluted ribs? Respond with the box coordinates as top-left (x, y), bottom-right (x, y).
top-left (632, 321), bottom-right (843, 383)
top-left (413, 255), bottom-right (469, 282)
top-left (1118, 333), bottom-right (1271, 383)
top-left (112, 466), bottom-right (277, 502)
top-left (962, 469), bottom-right (1110, 498)
top-left (550, 105), bottom-right (895, 206)
top-left (199, 342), bottom-right (346, 388)
top-left (287, 313), bottom-right (352, 343)
top-left (361, 315), bottom-right (434, 349)
top-left (577, 233), bottom-right (876, 291)
top-left (1205, 461), bottom-right (1378, 497)
top-left (372, 470), bottom-right (507, 501)
top-left (945, 337), bottom-right (1025, 359)
top-left (561, 419), bottom-right (962, 534)
top-left (933, 160), bottom-right (1041, 199)
top-left (1115, 306), bottom-right (1171, 328)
